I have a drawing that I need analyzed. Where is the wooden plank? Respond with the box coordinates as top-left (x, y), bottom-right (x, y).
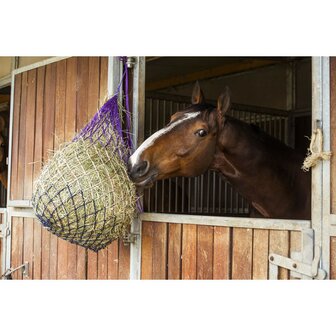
top-left (23, 218), bottom-right (34, 280)
top-left (252, 229), bottom-right (269, 280)
top-left (33, 219), bottom-right (42, 279)
top-left (197, 225), bottom-right (214, 279)
top-left (23, 69), bottom-right (37, 200)
top-left (87, 250), bottom-right (98, 279)
top-left (141, 221), bottom-right (154, 279)
top-left (232, 228), bottom-right (253, 280)
top-left (11, 218), bottom-right (23, 280)
top-left (181, 224), bottom-right (197, 280)
top-left (107, 240), bottom-right (119, 279)
top-left (10, 73), bottom-right (22, 200)
top-left (86, 57), bottom-right (101, 279)
top-left (213, 227), bottom-right (231, 279)
top-left (16, 71), bottom-right (28, 200)
top-left (330, 57), bottom-right (336, 214)
top-left (118, 240), bottom-right (130, 279)
top-left (54, 59), bottom-right (68, 280)
top-left (152, 222), bottom-right (167, 279)
top-left (330, 237), bottom-right (336, 279)
top-left (146, 59), bottom-right (280, 91)
top-left (98, 248), bottom-right (108, 280)
top-left (32, 67), bottom-right (45, 280)
top-left (75, 57), bottom-right (90, 280)
top-left (168, 223), bottom-right (182, 279)
top-left (64, 57), bottom-right (78, 280)
top-left (269, 230), bottom-right (290, 280)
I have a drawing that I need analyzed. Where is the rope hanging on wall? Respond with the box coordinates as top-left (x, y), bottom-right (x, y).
top-left (32, 57), bottom-right (137, 252)
top-left (302, 127), bottom-right (332, 172)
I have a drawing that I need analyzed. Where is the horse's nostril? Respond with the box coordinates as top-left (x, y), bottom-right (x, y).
top-left (129, 160), bottom-right (149, 179)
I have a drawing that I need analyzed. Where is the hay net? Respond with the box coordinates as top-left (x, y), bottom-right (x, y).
top-left (32, 57), bottom-right (137, 252)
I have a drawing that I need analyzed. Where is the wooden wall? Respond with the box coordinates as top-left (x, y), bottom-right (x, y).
top-left (141, 221), bottom-right (301, 280)
top-left (9, 57), bottom-right (130, 279)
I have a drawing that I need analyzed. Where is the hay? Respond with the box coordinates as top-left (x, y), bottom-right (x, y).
top-left (32, 137), bottom-right (137, 252)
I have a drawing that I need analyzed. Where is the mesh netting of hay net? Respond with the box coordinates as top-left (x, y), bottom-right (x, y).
top-left (32, 60), bottom-right (137, 251)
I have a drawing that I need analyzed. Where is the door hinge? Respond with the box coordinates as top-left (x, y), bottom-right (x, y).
top-left (1, 262), bottom-right (29, 280)
top-left (269, 246), bottom-right (327, 280)
top-left (122, 232), bottom-right (139, 246)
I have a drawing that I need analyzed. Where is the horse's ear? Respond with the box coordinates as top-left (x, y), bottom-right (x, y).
top-left (191, 81), bottom-right (205, 105)
top-left (217, 87), bottom-right (231, 116)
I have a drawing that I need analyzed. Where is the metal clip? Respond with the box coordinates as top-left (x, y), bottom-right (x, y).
top-left (122, 232), bottom-right (138, 246)
top-left (126, 57), bottom-right (136, 68)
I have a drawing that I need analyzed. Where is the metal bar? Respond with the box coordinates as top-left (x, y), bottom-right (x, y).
top-left (311, 56), bottom-right (325, 275)
top-left (321, 57), bottom-right (331, 277)
top-left (129, 56), bottom-right (145, 280)
top-left (107, 56), bottom-right (121, 97)
top-left (7, 200), bottom-right (32, 208)
top-left (140, 213), bottom-right (310, 231)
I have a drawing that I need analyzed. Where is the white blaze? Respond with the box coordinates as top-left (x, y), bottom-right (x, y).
top-left (129, 112), bottom-right (201, 167)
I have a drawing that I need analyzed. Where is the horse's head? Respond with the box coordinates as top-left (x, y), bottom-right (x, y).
top-left (128, 82), bottom-right (231, 188)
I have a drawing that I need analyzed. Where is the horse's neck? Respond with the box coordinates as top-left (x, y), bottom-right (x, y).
top-left (209, 123), bottom-right (304, 218)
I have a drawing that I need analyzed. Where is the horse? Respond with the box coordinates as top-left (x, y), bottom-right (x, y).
top-left (128, 82), bottom-right (311, 220)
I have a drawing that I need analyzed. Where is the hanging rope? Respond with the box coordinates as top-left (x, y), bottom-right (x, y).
top-left (302, 127), bottom-right (332, 172)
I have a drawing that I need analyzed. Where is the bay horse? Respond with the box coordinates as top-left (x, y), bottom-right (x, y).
top-left (128, 83), bottom-right (311, 220)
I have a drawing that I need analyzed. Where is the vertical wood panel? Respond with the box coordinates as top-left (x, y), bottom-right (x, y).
top-left (118, 240), bottom-right (130, 279)
top-left (64, 57), bottom-right (78, 279)
top-left (107, 240), bottom-right (119, 279)
top-left (289, 231), bottom-right (301, 279)
top-left (152, 222), bottom-right (167, 279)
top-left (54, 60), bottom-right (68, 280)
top-left (232, 228), bottom-right (253, 279)
top-left (16, 71), bottom-right (28, 199)
top-left (197, 225), bottom-right (213, 279)
top-left (181, 224), bottom-right (197, 280)
top-left (23, 69), bottom-right (37, 199)
top-left (213, 227), bottom-right (231, 279)
top-left (10, 73), bottom-right (22, 200)
top-left (269, 230), bottom-right (289, 279)
top-left (32, 67), bottom-right (45, 280)
top-left (252, 229), bottom-right (269, 279)
top-left (330, 57), bottom-right (336, 214)
top-left (98, 249), bottom-right (108, 280)
top-left (11, 218), bottom-right (23, 280)
top-left (33, 219), bottom-right (42, 279)
top-left (86, 57), bottom-right (101, 279)
top-left (23, 218), bottom-right (34, 280)
top-left (141, 221), bottom-right (154, 279)
top-left (330, 237), bottom-right (336, 279)
top-left (168, 223), bottom-right (182, 279)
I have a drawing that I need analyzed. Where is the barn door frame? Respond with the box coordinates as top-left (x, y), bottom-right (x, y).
top-left (2, 57), bottom-right (70, 276)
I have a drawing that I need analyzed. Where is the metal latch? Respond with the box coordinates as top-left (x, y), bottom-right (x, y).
top-left (126, 57), bottom-right (136, 68)
top-left (1, 262), bottom-right (29, 280)
top-left (269, 246), bottom-right (327, 280)
top-left (122, 232), bottom-right (139, 246)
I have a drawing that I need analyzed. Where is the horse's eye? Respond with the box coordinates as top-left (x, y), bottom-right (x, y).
top-left (195, 129), bottom-right (208, 137)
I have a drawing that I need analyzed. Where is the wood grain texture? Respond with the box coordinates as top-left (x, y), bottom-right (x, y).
top-left (23, 69), bottom-right (37, 200)
top-left (10, 73), bottom-right (22, 200)
top-left (181, 224), bottom-right (197, 280)
top-left (107, 240), bottom-right (119, 279)
top-left (213, 227), bottom-right (231, 279)
top-left (232, 228), bottom-right (253, 279)
top-left (33, 219), bottom-right (42, 279)
top-left (168, 223), bottom-right (182, 279)
top-left (11, 218), bottom-right (23, 280)
top-left (152, 222), bottom-right (167, 279)
top-left (252, 229), bottom-right (269, 279)
top-left (23, 218), bottom-right (34, 280)
top-left (197, 225), bottom-right (213, 279)
top-left (141, 221), bottom-right (154, 279)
